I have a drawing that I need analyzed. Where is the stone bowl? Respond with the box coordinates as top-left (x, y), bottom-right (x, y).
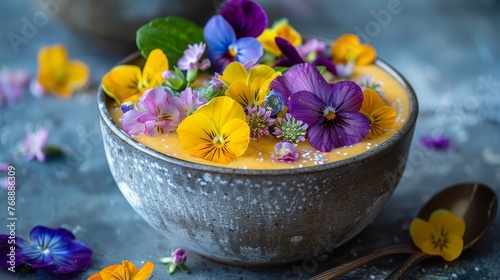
top-left (97, 53), bottom-right (418, 266)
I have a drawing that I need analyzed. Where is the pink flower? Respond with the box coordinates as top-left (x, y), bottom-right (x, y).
top-left (177, 43), bottom-right (210, 71)
top-left (171, 87), bottom-right (207, 119)
top-left (19, 128), bottom-right (48, 162)
top-left (0, 67), bottom-right (30, 107)
top-left (271, 141), bottom-right (300, 163)
top-left (296, 38), bottom-right (326, 61)
top-left (121, 87), bottom-right (181, 136)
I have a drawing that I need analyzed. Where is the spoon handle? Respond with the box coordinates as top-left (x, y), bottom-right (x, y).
top-left (385, 250), bottom-right (431, 280)
top-left (308, 244), bottom-right (415, 280)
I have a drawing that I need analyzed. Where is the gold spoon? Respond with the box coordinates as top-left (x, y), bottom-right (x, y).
top-left (309, 182), bottom-right (498, 280)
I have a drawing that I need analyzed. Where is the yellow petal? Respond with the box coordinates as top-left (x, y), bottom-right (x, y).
top-left (37, 44), bottom-right (70, 95)
top-left (331, 33), bottom-right (376, 65)
top-left (134, 262), bottom-right (154, 280)
top-left (368, 106), bottom-right (396, 136)
top-left (101, 65), bottom-right (142, 104)
top-left (142, 49), bottom-right (169, 88)
top-left (177, 113), bottom-right (216, 150)
top-left (218, 62), bottom-right (249, 86)
top-left (409, 218), bottom-right (435, 250)
top-left (419, 239), bottom-right (443, 257)
top-left (221, 118), bottom-right (250, 158)
top-left (64, 60), bottom-right (90, 94)
top-left (429, 209), bottom-right (465, 238)
top-left (123, 260), bottom-right (139, 278)
top-left (360, 88), bottom-right (386, 116)
top-left (356, 45), bottom-right (377, 65)
top-left (196, 96), bottom-right (246, 131)
top-left (226, 82), bottom-right (252, 107)
top-left (274, 21), bottom-right (302, 47)
top-left (440, 235), bottom-right (464, 261)
top-left (249, 76), bottom-right (269, 105)
top-left (257, 29), bottom-right (282, 56)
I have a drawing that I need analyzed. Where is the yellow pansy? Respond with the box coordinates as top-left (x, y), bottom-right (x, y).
top-left (87, 260), bottom-right (154, 280)
top-left (360, 88), bottom-right (396, 137)
top-left (102, 49), bottom-right (168, 104)
top-left (218, 62), bottom-right (281, 107)
top-left (36, 44), bottom-right (90, 98)
top-left (330, 33), bottom-right (376, 65)
top-left (177, 96), bottom-right (250, 164)
top-left (258, 19), bottom-right (302, 56)
top-left (410, 209), bottom-right (465, 262)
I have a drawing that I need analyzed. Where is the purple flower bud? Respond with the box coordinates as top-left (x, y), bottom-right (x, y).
top-left (171, 248), bottom-right (187, 265)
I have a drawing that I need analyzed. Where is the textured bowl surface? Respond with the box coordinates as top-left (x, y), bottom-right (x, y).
top-left (98, 54), bottom-right (418, 265)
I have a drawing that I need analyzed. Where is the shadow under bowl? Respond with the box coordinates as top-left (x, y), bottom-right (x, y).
top-left (97, 53), bottom-right (418, 266)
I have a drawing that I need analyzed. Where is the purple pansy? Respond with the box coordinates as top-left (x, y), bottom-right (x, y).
top-left (121, 87), bottom-right (181, 136)
top-left (171, 87), bottom-right (208, 119)
top-left (219, 0), bottom-right (267, 39)
top-left (0, 67), bottom-right (30, 107)
top-left (203, 15), bottom-right (263, 73)
top-left (0, 226), bottom-right (92, 274)
top-left (270, 63), bottom-right (370, 152)
top-left (271, 141), bottom-right (300, 163)
top-left (177, 43), bottom-right (210, 71)
top-left (19, 128), bottom-right (48, 162)
top-left (274, 37), bottom-right (338, 76)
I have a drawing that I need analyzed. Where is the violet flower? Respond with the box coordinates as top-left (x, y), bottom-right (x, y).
top-left (203, 15), bottom-right (263, 73)
top-left (0, 67), bottom-right (30, 107)
top-left (171, 87), bottom-right (208, 120)
top-left (177, 42), bottom-right (210, 71)
top-left (219, 0), bottom-right (268, 39)
top-left (270, 63), bottom-right (370, 152)
top-left (0, 226), bottom-right (92, 274)
top-left (271, 141), bottom-right (300, 163)
top-left (274, 37), bottom-right (338, 76)
top-left (19, 128), bottom-right (48, 162)
top-left (121, 87), bottom-right (181, 136)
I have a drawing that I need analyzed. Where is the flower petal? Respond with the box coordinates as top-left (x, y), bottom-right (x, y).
top-left (287, 90), bottom-right (324, 126)
top-left (331, 34), bottom-right (376, 65)
top-left (311, 57), bottom-right (338, 77)
top-left (274, 37), bottom-right (304, 66)
top-left (221, 118), bottom-right (251, 158)
top-left (41, 239), bottom-right (92, 274)
top-left (368, 106), bottom-right (396, 136)
top-left (429, 210), bottom-right (465, 238)
top-left (235, 37), bottom-right (263, 67)
top-left (121, 110), bottom-right (148, 136)
top-left (134, 261), bottom-right (155, 279)
top-left (177, 113), bottom-right (217, 151)
top-left (196, 96), bottom-right (246, 131)
top-left (440, 235), bottom-right (464, 261)
top-left (219, 62), bottom-right (249, 86)
top-left (330, 81), bottom-right (364, 112)
top-left (225, 82), bottom-right (252, 107)
top-left (17, 238), bottom-right (54, 269)
top-left (409, 218), bottom-right (435, 250)
top-left (142, 49), bottom-right (169, 87)
top-left (360, 88), bottom-right (386, 116)
top-left (204, 15), bottom-right (236, 72)
top-left (220, 0), bottom-right (267, 38)
top-left (65, 60), bottom-right (90, 95)
top-left (101, 65), bottom-right (142, 104)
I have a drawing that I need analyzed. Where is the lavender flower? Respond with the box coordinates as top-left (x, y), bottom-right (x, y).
top-left (19, 128), bottom-right (48, 162)
top-left (171, 87), bottom-right (208, 120)
top-left (178, 43), bottom-right (210, 71)
top-left (296, 38), bottom-right (326, 62)
top-left (273, 113), bottom-right (308, 144)
top-left (246, 105), bottom-right (275, 140)
top-left (0, 67), bottom-right (30, 107)
top-left (335, 61), bottom-right (355, 78)
top-left (357, 75), bottom-right (384, 96)
top-left (271, 141), bottom-right (300, 163)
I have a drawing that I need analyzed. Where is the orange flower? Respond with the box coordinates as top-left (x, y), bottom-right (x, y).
top-left (330, 34), bottom-right (376, 65)
top-left (36, 44), bottom-right (90, 98)
top-left (102, 49), bottom-right (168, 105)
top-left (360, 88), bottom-right (396, 137)
top-left (87, 260), bottom-right (154, 280)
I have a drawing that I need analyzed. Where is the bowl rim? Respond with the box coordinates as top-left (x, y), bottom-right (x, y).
top-left (97, 53), bottom-right (418, 175)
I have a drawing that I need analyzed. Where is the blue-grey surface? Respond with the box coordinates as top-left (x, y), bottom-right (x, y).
top-left (1, 0), bottom-right (499, 279)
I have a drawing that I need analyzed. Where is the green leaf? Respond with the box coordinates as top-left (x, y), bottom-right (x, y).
top-left (136, 17), bottom-right (204, 69)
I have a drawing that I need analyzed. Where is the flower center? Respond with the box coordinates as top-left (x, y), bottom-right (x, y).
top-left (212, 135), bottom-right (225, 147)
top-left (228, 44), bottom-right (238, 58)
top-left (432, 229), bottom-right (449, 251)
top-left (323, 107), bottom-right (336, 120)
top-left (138, 79), bottom-right (149, 90)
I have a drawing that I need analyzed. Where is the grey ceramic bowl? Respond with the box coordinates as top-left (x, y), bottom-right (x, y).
top-left (97, 53), bottom-right (418, 266)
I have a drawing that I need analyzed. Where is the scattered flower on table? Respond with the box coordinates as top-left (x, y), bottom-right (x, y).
top-left (158, 248), bottom-right (188, 275)
top-left (0, 67), bottom-right (30, 107)
top-left (270, 63), bottom-right (370, 152)
top-left (0, 225), bottom-right (92, 274)
top-left (35, 44), bottom-right (90, 99)
top-left (88, 260), bottom-right (154, 280)
top-left (271, 141), bottom-right (300, 163)
top-left (420, 132), bottom-right (453, 150)
top-left (258, 18), bottom-right (302, 57)
top-left (330, 33), bottom-right (376, 66)
top-left (102, 48), bottom-right (168, 105)
top-left (19, 127), bottom-right (63, 162)
top-left (360, 88), bottom-right (396, 137)
top-left (410, 209), bottom-right (465, 261)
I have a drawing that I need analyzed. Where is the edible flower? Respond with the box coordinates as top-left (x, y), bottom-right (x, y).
top-left (158, 248), bottom-right (188, 275)
top-left (121, 87), bottom-right (180, 136)
top-left (19, 128), bottom-right (48, 162)
top-left (171, 87), bottom-right (208, 119)
top-left (258, 18), bottom-right (302, 56)
top-left (0, 67), bottom-right (30, 107)
top-left (102, 49), bottom-right (169, 104)
top-left (296, 38), bottom-right (327, 62)
top-left (359, 88), bottom-right (396, 137)
top-left (410, 209), bottom-right (465, 261)
top-left (203, 15), bottom-right (263, 73)
top-left (273, 113), bottom-right (308, 144)
top-left (219, 0), bottom-right (268, 39)
top-left (330, 33), bottom-right (376, 66)
top-left (246, 105), bottom-right (275, 140)
top-left (177, 42), bottom-right (210, 72)
top-left (420, 132), bottom-right (453, 150)
top-left (0, 226), bottom-right (92, 274)
top-left (357, 75), bottom-right (384, 97)
top-left (219, 61), bottom-right (281, 107)
top-left (177, 96), bottom-right (250, 164)
top-left (271, 141), bottom-right (300, 163)
top-left (35, 44), bottom-right (90, 98)
top-left (88, 260), bottom-right (154, 280)
top-left (270, 63), bottom-right (370, 152)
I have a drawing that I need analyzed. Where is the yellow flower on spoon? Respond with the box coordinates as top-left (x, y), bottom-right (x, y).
top-left (102, 48), bottom-right (169, 105)
top-left (410, 209), bottom-right (465, 261)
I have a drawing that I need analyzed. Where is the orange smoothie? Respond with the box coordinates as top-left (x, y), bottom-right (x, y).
top-left (108, 64), bottom-right (410, 170)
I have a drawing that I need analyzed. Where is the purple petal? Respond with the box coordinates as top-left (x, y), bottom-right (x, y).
top-left (17, 238), bottom-right (54, 269)
top-left (270, 63), bottom-right (332, 104)
top-left (220, 0), bottom-right (267, 38)
top-left (41, 239), bottom-right (92, 274)
top-left (312, 57), bottom-right (338, 76)
top-left (121, 110), bottom-right (147, 136)
top-left (140, 87), bottom-right (168, 116)
top-left (235, 37), bottom-right (263, 66)
top-left (29, 226), bottom-right (75, 251)
top-left (287, 90), bottom-right (325, 126)
top-left (420, 133), bottom-right (452, 149)
top-left (0, 235), bottom-right (29, 268)
top-left (330, 81), bottom-right (364, 112)
top-left (274, 37), bottom-right (304, 66)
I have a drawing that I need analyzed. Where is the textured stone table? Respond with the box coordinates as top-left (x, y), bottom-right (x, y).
top-left (1, 1), bottom-right (499, 279)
